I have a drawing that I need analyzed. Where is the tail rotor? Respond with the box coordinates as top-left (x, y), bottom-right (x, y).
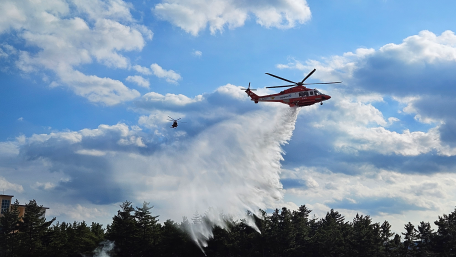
top-left (240, 83), bottom-right (257, 92)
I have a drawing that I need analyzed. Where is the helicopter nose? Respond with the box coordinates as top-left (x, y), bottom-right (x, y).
top-left (322, 94), bottom-right (331, 101)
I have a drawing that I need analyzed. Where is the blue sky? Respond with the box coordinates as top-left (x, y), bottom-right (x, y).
top-left (2, 0), bottom-right (456, 237)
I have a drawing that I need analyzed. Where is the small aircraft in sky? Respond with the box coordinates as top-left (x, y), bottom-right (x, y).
top-left (168, 116), bottom-right (185, 128)
top-left (242, 69), bottom-right (341, 107)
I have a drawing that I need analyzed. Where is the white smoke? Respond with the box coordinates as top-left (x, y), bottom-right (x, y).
top-left (122, 106), bottom-right (301, 249)
top-left (92, 241), bottom-right (114, 257)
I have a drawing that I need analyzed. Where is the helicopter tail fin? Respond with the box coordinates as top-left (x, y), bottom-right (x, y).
top-left (246, 89), bottom-right (259, 102)
top-left (242, 83), bottom-right (259, 102)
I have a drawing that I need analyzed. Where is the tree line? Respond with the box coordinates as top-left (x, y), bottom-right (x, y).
top-left (1, 199), bottom-right (456, 256)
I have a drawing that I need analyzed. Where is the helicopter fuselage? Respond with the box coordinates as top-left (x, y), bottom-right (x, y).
top-left (247, 85), bottom-right (331, 107)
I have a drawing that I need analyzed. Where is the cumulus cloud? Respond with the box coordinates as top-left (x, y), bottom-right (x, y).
top-left (193, 50), bottom-right (202, 57)
top-left (47, 203), bottom-right (116, 224)
top-left (34, 182), bottom-right (56, 190)
top-left (267, 31), bottom-right (456, 235)
top-left (138, 110), bottom-right (185, 129)
top-left (57, 69), bottom-right (140, 105)
top-left (0, 0), bottom-right (152, 105)
top-left (0, 177), bottom-right (23, 193)
top-left (150, 63), bottom-right (182, 84)
top-left (140, 92), bottom-right (203, 107)
top-left (154, 0), bottom-right (311, 36)
top-left (132, 65), bottom-right (152, 75)
top-left (215, 83), bottom-right (249, 100)
top-left (281, 167), bottom-right (456, 235)
top-left (126, 75), bottom-right (150, 88)
top-left (0, 44), bottom-right (16, 58)
top-left (278, 30), bottom-right (456, 100)
top-left (276, 30), bottom-right (456, 159)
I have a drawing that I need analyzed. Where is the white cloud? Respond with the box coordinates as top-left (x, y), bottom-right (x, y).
top-left (278, 30), bottom-right (456, 95)
top-left (138, 110), bottom-right (185, 129)
top-left (141, 92), bottom-right (202, 106)
top-left (0, 44), bottom-right (16, 58)
top-left (48, 203), bottom-right (111, 221)
top-left (0, 0), bottom-right (152, 105)
top-left (132, 65), bottom-right (152, 75)
top-left (276, 30), bottom-right (456, 157)
top-left (0, 142), bottom-right (19, 156)
top-left (216, 83), bottom-right (248, 100)
top-left (193, 50), bottom-right (202, 57)
top-left (296, 94), bottom-right (450, 157)
top-left (34, 182), bottom-right (56, 190)
top-left (154, 0), bottom-right (311, 36)
top-left (0, 177), bottom-right (23, 193)
top-left (117, 136), bottom-right (146, 147)
top-left (150, 63), bottom-right (182, 84)
top-left (281, 166), bottom-right (456, 235)
top-left (75, 149), bottom-right (107, 156)
top-left (126, 75), bottom-right (150, 88)
top-left (71, 0), bottom-right (134, 22)
top-left (56, 69), bottom-right (140, 105)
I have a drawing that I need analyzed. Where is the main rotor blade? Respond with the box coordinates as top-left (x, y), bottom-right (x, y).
top-left (301, 69), bottom-right (316, 83)
top-left (266, 84), bottom-right (296, 88)
top-left (265, 73), bottom-right (297, 84)
top-left (303, 82), bottom-right (342, 85)
top-left (241, 88), bottom-right (257, 91)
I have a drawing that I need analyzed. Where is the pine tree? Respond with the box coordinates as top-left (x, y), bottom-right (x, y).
top-left (0, 200), bottom-right (21, 257)
top-left (416, 221), bottom-right (434, 256)
top-left (278, 207), bottom-right (294, 255)
top-left (46, 221), bottom-right (68, 257)
top-left (106, 201), bottom-right (138, 257)
top-left (290, 205), bottom-right (312, 256)
top-left (311, 209), bottom-right (349, 256)
top-left (17, 199), bottom-right (56, 257)
top-left (389, 234), bottom-right (402, 257)
top-left (379, 220), bottom-right (395, 256)
top-left (402, 222), bottom-right (418, 257)
top-left (134, 202), bottom-right (160, 256)
top-left (349, 214), bottom-right (382, 256)
top-left (433, 207), bottom-right (456, 256)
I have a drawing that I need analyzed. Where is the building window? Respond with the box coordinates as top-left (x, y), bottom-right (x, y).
top-left (1, 199), bottom-right (10, 214)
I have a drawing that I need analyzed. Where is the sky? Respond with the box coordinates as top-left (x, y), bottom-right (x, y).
top-left (2, 0), bottom-right (456, 238)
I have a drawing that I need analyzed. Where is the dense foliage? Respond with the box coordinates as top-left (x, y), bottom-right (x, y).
top-left (1, 199), bottom-right (456, 256)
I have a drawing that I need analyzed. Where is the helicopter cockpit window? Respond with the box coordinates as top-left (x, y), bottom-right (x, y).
top-left (314, 90), bottom-right (321, 95)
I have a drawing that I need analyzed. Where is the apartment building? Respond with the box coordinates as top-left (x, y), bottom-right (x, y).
top-left (0, 194), bottom-right (48, 218)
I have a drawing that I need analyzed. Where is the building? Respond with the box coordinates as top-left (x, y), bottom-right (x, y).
top-left (0, 194), bottom-right (48, 218)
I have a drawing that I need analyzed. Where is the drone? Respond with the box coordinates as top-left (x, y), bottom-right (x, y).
top-left (243, 68), bottom-right (341, 107)
top-left (168, 116), bottom-right (186, 128)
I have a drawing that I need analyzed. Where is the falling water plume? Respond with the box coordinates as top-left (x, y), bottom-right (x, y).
top-left (141, 106), bottom-right (301, 251)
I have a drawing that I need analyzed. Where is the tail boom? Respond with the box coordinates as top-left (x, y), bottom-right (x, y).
top-left (245, 89), bottom-right (259, 103)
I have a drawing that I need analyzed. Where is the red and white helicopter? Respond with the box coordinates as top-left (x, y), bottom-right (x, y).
top-left (243, 69), bottom-right (341, 107)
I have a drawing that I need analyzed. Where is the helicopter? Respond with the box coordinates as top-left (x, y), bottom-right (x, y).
top-left (168, 116), bottom-right (186, 128)
top-left (242, 69), bottom-right (341, 107)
